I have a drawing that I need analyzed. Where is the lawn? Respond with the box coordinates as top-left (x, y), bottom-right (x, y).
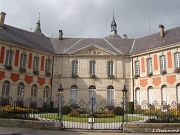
top-left (39, 114), bottom-right (142, 123)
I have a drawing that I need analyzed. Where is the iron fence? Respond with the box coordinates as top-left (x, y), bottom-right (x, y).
top-left (0, 97), bottom-right (180, 130)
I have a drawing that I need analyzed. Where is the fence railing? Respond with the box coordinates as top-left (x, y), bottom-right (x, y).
top-left (0, 97), bottom-right (180, 129)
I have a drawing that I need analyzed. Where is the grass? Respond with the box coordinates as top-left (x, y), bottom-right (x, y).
top-left (39, 114), bottom-right (142, 123)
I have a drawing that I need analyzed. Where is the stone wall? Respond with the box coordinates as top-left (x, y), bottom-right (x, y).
top-left (123, 123), bottom-right (180, 133)
top-left (0, 119), bottom-right (62, 130)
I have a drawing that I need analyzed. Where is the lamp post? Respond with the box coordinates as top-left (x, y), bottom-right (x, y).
top-left (57, 84), bottom-right (64, 124)
top-left (122, 85), bottom-right (128, 126)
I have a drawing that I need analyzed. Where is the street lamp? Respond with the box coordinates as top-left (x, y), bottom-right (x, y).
top-left (122, 85), bottom-right (128, 127)
top-left (57, 84), bottom-right (64, 125)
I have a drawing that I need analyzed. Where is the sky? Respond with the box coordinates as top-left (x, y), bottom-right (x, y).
top-left (0, 0), bottom-right (180, 39)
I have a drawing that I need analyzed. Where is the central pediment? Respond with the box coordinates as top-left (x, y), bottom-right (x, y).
top-left (70, 44), bottom-right (117, 55)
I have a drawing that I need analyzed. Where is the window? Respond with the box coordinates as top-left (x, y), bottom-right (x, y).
top-left (174, 52), bottom-right (180, 68)
top-left (90, 61), bottom-right (96, 74)
top-left (148, 86), bottom-right (154, 104)
top-left (177, 84), bottom-right (180, 104)
top-left (108, 61), bottom-right (113, 75)
top-left (162, 85), bottom-right (169, 104)
top-left (135, 61), bottom-right (140, 75)
top-left (147, 58), bottom-right (153, 73)
top-left (43, 86), bottom-right (49, 101)
top-left (5, 50), bottom-right (13, 67)
top-left (33, 57), bottom-right (39, 71)
top-left (20, 53), bottom-right (27, 69)
top-left (89, 85), bottom-right (96, 106)
top-left (72, 61), bottom-right (78, 74)
top-left (17, 83), bottom-right (24, 99)
top-left (31, 84), bottom-right (37, 101)
top-left (1, 81), bottom-right (10, 98)
top-left (107, 85), bottom-right (114, 105)
top-left (45, 59), bottom-right (51, 73)
top-left (160, 55), bottom-right (166, 70)
top-left (135, 88), bottom-right (141, 105)
top-left (70, 85), bottom-right (78, 104)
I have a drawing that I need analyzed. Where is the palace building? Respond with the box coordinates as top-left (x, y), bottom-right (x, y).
top-left (0, 11), bottom-right (179, 105)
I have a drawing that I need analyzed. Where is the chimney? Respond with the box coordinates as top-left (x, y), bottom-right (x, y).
top-left (0, 12), bottom-right (6, 28)
top-left (123, 34), bottom-right (127, 39)
top-left (59, 30), bottom-right (63, 40)
top-left (159, 24), bottom-right (164, 37)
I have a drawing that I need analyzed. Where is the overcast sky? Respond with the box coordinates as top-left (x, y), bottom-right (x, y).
top-left (0, 0), bottom-right (180, 39)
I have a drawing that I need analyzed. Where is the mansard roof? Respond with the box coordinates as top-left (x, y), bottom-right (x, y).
top-left (0, 25), bottom-right (54, 53)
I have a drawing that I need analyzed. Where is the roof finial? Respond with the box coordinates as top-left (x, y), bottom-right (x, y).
top-left (111, 11), bottom-right (117, 34)
top-left (33, 10), bottom-right (44, 36)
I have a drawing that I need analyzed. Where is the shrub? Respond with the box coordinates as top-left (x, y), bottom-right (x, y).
top-left (62, 106), bottom-right (71, 115)
top-left (16, 100), bottom-right (24, 108)
top-left (0, 98), bottom-right (9, 106)
top-left (30, 101), bottom-right (37, 108)
top-left (70, 104), bottom-right (80, 109)
top-left (113, 107), bottom-right (123, 116)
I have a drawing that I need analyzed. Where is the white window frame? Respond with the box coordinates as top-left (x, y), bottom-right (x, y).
top-left (162, 85), bottom-right (169, 104)
top-left (107, 85), bottom-right (114, 105)
top-left (33, 57), bottom-right (39, 71)
top-left (108, 61), bottom-right (113, 75)
top-left (72, 61), bottom-right (78, 74)
top-left (90, 61), bottom-right (96, 74)
top-left (17, 83), bottom-right (24, 99)
top-left (148, 87), bottom-right (154, 104)
top-left (5, 50), bottom-right (13, 66)
top-left (43, 86), bottom-right (49, 101)
top-left (160, 55), bottom-right (166, 70)
top-left (1, 81), bottom-right (10, 99)
top-left (174, 52), bottom-right (180, 68)
top-left (45, 59), bottom-right (51, 73)
top-left (147, 58), bottom-right (153, 73)
top-left (20, 53), bottom-right (27, 69)
top-left (70, 85), bottom-right (78, 104)
top-left (31, 84), bottom-right (37, 101)
top-left (135, 88), bottom-right (141, 105)
top-left (135, 61), bottom-right (140, 75)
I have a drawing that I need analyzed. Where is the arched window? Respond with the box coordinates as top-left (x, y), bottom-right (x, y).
top-left (161, 85), bottom-right (169, 104)
top-left (148, 86), bottom-right (154, 104)
top-left (107, 85), bottom-right (114, 105)
top-left (31, 84), bottom-right (37, 101)
top-left (17, 83), bottom-right (24, 99)
top-left (70, 85), bottom-right (78, 104)
top-left (177, 84), bottom-right (180, 104)
top-left (135, 88), bottom-right (141, 105)
top-left (89, 85), bottom-right (96, 100)
top-left (1, 81), bottom-right (10, 98)
top-left (43, 86), bottom-right (49, 101)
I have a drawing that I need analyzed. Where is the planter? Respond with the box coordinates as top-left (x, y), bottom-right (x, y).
top-left (4, 65), bottom-right (12, 70)
top-left (90, 74), bottom-right (96, 79)
top-left (134, 74), bottom-right (140, 79)
top-left (19, 68), bottom-right (26, 73)
top-left (71, 74), bottom-right (78, 78)
top-left (45, 72), bottom-right (51, 77)
top-left (174, 68), bottom-right (180, 73)
top-left (161, 70), bottom-right (167, 75)
top-left (33, 70), bottom-right (39, 75)
top-left (108, 74), bottom-right (114, 79)
top-left (147, 72), bottom-right (153, 77)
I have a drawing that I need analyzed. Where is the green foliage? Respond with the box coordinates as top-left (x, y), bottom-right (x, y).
top-left (113, 107), bottom-right (123, 116)
top-left (62, 106), bottom-right (71, 115)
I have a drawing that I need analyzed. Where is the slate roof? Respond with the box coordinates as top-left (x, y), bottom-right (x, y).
top-left (131, 26), bottom-right (180, 55)
top-left (0, 25), bottom-right (54, 53)
top-left (50, 38), bottom-right (134, 55)
top-left (0, 23), bottom-right (180, 56)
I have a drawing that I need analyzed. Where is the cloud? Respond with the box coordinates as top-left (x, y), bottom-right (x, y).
top-left (0, 0), bottom-right (180, 38)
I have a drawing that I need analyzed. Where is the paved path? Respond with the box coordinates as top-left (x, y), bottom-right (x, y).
top-left (0, 127), bottom-right (179, 135)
